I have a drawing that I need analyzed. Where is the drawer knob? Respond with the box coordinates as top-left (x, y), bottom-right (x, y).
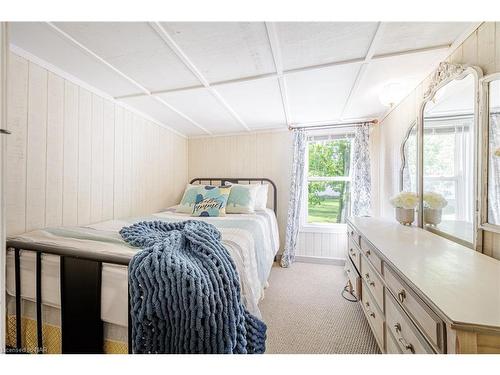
top-left (365, 302), bottom-right (376, 318)
top-left (399, 338), bottom-right (415, 354)
top-left (394, 323), bottom-right (401, 333)
top-left (394, 323), bottom-right (415, 354)
top-left (365, 273), bottom-right (375, 287)
top-left (398, 290), bottom-right (406, 303)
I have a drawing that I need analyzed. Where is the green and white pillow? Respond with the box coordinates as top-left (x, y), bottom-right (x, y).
top-left (226, 184), bottom-right (259, 214)
top-left (176, 184), bottom-right (200, 214)
top-left (192, 185), bottom-right (232, 217)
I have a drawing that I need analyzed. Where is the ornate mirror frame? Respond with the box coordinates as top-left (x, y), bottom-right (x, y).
top-left (478, 72), bottom-right (500, 235)
top-left (399, 120), bottom-right (417, 191)
top-left (417, 62), bottom-right (483, 250)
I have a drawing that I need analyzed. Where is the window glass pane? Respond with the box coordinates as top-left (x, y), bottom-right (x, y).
top-left (307, 181), bottom-right (351, 224)
top-left (308, 139), bottom-right (351, 177)
top-left (423, 129), bottom-right (461, 177)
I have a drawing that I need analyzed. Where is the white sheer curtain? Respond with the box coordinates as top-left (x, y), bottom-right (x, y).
top-left (280, 129), bottom-right (307, 268)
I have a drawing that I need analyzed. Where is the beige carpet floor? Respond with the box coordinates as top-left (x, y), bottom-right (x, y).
top-left (259, 262), bottom-right (380, 354)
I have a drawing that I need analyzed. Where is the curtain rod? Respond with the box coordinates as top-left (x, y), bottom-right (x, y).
top-left (288, 119), bottom-right (379, 131)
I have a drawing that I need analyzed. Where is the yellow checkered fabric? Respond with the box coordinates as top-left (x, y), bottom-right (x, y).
top-left (6, 315), bottom-right (126, 354)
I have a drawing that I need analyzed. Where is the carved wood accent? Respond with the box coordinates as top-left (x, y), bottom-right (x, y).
top-left (424, 62), bottom-right (468, 99)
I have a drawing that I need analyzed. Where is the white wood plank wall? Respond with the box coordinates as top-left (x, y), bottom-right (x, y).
top-left (189, 132), bottom-right (292, 252)
top-left (5, 52), bottom-right (188, 236)
top-left (296, 231), bottom-right (347, 260)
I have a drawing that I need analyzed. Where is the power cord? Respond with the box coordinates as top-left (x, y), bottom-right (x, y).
top-left (341, 282), bottom-right (358, 303)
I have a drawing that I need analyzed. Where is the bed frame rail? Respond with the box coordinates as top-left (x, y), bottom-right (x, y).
top-left (5, 241), bottom-right (132, 354)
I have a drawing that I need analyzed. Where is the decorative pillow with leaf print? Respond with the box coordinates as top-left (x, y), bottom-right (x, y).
top-left (226, 184), bottom-right (259, 214)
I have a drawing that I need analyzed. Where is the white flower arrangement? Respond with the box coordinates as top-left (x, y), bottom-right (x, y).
top-left (423, 192), bottom-right (448, 209)
top-left (389, 192), bottom-right (419, 209)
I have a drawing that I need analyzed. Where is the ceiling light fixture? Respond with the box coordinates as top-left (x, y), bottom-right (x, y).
top-left (379, 82), bottom-right (407, 108)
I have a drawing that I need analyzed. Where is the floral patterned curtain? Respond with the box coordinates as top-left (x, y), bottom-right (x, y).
top-left (352, 123), bottom-right (371, 217)
top-left (280, 129), bottom-right (307, 268)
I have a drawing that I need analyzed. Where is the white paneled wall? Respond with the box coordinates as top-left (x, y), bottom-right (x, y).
top-left (5, 52), bottom-right (188, 236)
top-left (376, 22), bottom-right (500, 260)
top-left (188, 131), bottom-right (292, 252)
top-left (296, 231), bottom-right (347, 260)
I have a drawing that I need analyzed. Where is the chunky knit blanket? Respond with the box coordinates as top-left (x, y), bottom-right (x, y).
top-left (120, 220), bottom-right (267, 354)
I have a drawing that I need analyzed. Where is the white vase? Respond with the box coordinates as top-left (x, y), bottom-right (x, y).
top-left (395, 207), bottom-right (415, 226)
top-left (424, 208), bottom-right (442, 226)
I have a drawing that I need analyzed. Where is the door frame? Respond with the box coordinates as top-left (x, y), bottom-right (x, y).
top-left (0, 22), bottom-right (8, 354)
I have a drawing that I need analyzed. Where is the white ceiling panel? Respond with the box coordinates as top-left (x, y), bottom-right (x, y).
top-left (119, 96), bottom-right (207, 136)
top-left (9, 22), bottom-right (140, 97)
top-left (275, 22), bottom-right (378, 71)
top-left (286, 63), bottom-right (361, 124)
top-left (215, 78), bottom-right (286, 129)
top-left (343, 49), bottom-right (449, 119)
top-left (157, 87), bottom-right (246, 133)
top-left (374, 22), bottom-right (473, 56)
top-left (53, 22), bottom-right (201, 92)
top-left (160, 22), bottom-right (276, 83)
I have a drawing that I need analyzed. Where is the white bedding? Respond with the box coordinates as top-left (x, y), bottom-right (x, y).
top-left (6, 207), bottom-right (279, 327)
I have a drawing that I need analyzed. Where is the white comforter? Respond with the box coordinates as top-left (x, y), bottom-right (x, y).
top-left (6, 207), bottom-right (279, 326)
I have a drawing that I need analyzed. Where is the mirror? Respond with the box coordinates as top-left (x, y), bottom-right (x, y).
top-left (420, 63), bottom-right (481, 248)
top-left (400, 121), bottom-right (417, 192)
top-left (486, 77), bottom-right (500, 227)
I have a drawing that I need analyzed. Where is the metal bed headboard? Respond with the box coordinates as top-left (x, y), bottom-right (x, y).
top-left (189, 177), bottom-right (278, 215)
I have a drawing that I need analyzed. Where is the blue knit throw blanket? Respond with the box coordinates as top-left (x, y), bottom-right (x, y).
top-left (120, 220), bottom-right (267, 354)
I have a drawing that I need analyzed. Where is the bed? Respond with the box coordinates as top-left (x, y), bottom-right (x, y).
top-left (4, 178), bottom-right (279, 354)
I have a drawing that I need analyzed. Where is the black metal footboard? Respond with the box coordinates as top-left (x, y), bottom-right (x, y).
top-left (5, 240), bottom-right (132, 354)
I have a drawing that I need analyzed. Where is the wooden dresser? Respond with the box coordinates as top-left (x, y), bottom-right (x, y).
top-left (346, 217), bottom-right (500, 354)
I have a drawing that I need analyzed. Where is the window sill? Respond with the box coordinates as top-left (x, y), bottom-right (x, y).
top-left (300, 223), bottom-right (347, 234)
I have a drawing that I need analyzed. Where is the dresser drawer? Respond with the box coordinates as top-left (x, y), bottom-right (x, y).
top-left (361, 254), bottom-right (384, 312)
top-left (345, 257), bottom-right (361, 300)
top-left (385, 291), bottom-right (434, 354)
top-left (386, 327), bottom-right (403, 354)
top-left (347, 223), bottom-right (360, 248)
top-left (360, 237), bottom-right (383, 275)
top-left (384, 265), bottom-right (444, 352)
top-left (347, 238), bottom-right (361, 272)
top-left (361, 280), bottom-right (385, 351)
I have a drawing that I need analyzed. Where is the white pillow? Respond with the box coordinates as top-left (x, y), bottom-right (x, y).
top-left (254, 184), bottom-right (269, 211)
top-left (226, 184), bottom-right (259, 214)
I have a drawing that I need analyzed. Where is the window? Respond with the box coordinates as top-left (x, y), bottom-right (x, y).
top-left (423, 119), bottom-right (473, 222)
top-left (303, 134), bottom-right (353, 226)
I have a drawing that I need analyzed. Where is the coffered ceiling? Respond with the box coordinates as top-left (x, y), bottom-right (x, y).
top-left (9, 22), bottom-right (478, 136)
